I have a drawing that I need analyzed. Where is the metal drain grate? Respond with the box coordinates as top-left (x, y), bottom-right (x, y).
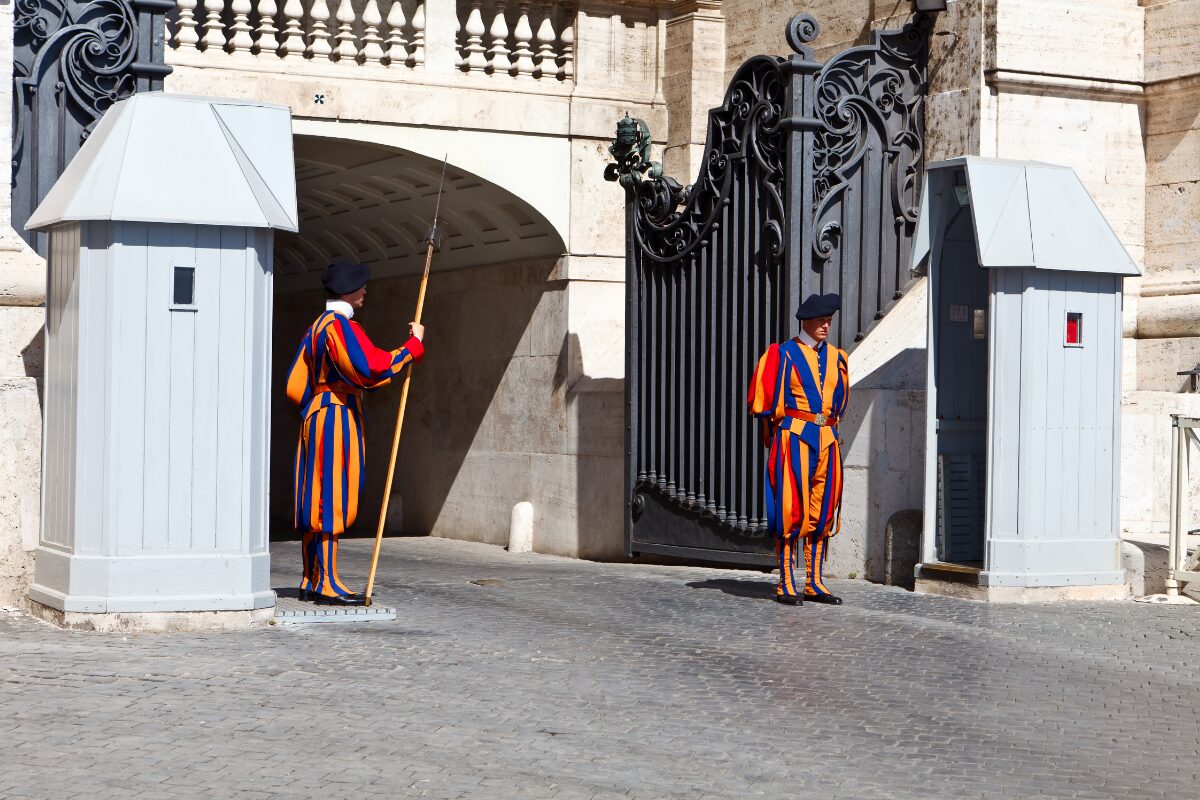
top-left (273, 595), bottom-right (397, 624)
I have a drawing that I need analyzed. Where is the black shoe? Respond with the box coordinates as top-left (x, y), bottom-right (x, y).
top-left (297, 588), bottom-right (314, 601)
top-left (773, 594), bottom-right (803, 606)
top-left (313, 594), bottom-right (367, 607)
top-left (805, 593), bottom-right (842, 605)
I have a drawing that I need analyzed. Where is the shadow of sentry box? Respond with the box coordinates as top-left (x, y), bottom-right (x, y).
top-left (25, 93), bottom-right (299, 627)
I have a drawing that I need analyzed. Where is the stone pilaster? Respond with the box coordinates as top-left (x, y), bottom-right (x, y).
top-left (661, 0), bottom-right (724, 182)
top-left (1136, 0), bottom-right (1200, 390)
top-left (0, 5), bottom-right (47, 606)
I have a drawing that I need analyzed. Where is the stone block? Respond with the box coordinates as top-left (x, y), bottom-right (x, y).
top-left (567, 380), bottom-right (623, 459)
top-left (552, 255), bottom-right (624, 283)
top-left (0, 377), bottom-right (41, 605)
top-left (926, 89), bottom-right (980, 163)
top-left (570, 137), bottom-right (629, 259)
top-left (1146, 182), bottom-right (1200, 250)
top-left (0, 255), bottom-right (45, 306)
top-left (1134, 336), bottom-right (1200, 390)
top-left (1121, 540), bottom-right (1146, 597)
top-left (1145, 0), bottom-right (1200, 84)
top-left (1138, 292), bottom-right (1200, 339)
top-left (566, 280), bottom-right (625, 382)
top-left (1119, 391), bottom-right (1200, 536)
top-left (992, 0), bottom-right (1143, 84)
top-left (1147, 127), bottom-right (1200, 188)
top-left (0, 305), bottom-right (42, 378)
top-left (883, 509), bottom-right (922, 589)
top-left (574, 454), bottom-right (625, 560)
top-left (1147, 81), bottom-right (1200, 137)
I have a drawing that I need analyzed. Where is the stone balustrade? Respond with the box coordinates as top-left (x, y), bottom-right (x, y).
top-left (167, 0), bottom-right (575, 80)
top-left (456, 1), bottom-right (573, 80)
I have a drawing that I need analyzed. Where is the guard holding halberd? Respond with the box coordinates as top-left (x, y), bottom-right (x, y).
top-left (747, 293), bottom-right (850, 606)
top-left (285, 260), bottom-right (426, 606)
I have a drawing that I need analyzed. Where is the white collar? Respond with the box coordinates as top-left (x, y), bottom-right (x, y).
top-left (326, 300), bottom-right (355, 319)
top-left (798, 328), bottom-right (823, 350)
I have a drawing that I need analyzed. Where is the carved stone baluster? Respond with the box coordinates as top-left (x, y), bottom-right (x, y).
top-left (463, 2), bottom-right (486, 71)
top-left (333, 0), bottom-right (358, 60)
top-left (174, 0), bottom-right (201, 47)
top-left (510, 2), bottom-right (535, 76)
top-left (454, 4), bottom-right (466, 69)
top-left (255, 0), bottom-right (281, 54)
top-left (486, 3), bottom-right (510, 74)
top-left (410, 3), bottom-right (426, 67)
top-left (559, 5), bottom-right (574, 80)
top-left (227, 0), bottom-right (255, 52)
top-left (362, 0), bottom-right (386, 64)
top-left (532, 2), bottom-right (555, 79)
top-left (200, 0), bottom-right (225, 51)
top-left (308, 0), bottom-right (334, 58)
top-left (280, 0), bottom-right (307, 56)
top-left (384, 0), bottom-right (409, 66)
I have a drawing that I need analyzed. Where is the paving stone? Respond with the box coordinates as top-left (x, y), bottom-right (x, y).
top-left (1, 537), bottom-right (1199, 798)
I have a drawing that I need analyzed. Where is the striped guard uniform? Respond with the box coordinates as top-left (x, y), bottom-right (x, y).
top-left (286, 309), bottom-right (424, 598)
top-left (747, 335), bottom-right (850, 600)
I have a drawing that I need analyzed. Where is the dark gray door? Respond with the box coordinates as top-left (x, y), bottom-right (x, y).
top-left (608, 13), bottom-right (929, 564)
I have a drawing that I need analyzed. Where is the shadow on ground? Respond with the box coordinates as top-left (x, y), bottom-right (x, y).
top-left (686, 578), bottom-right (777, 600)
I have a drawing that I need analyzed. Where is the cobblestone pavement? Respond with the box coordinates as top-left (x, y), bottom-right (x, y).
top-left (3, 537), bottom-right (1200, 800)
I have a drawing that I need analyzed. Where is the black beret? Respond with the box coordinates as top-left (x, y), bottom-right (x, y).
top-left (322, 261), bottom-right (370, 296)
top-left (795, 293), bottom-right (841, 321)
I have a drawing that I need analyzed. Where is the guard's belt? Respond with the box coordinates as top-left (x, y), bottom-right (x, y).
top-left (784, 408), bottom-right (839, 427)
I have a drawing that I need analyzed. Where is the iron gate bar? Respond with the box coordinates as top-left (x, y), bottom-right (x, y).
top-left (609, 13), bottom-right (928, 563)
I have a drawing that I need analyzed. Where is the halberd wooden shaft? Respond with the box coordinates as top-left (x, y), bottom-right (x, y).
top-left (364, 239), bottom-right (435, 605)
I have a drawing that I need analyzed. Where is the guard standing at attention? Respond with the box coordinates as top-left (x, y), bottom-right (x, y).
top-left (286, 261), bottom-right (426, 606)
top-left (747, 293), bottom-right (850, 606)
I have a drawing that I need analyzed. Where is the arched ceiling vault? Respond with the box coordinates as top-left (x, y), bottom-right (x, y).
top-left (275, 136), bottom-right (566, 294)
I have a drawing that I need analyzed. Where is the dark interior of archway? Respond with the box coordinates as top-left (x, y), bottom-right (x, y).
top-left (267, 137), bottom-right (567, 551)
top-left (273, 136), bottom-right (564, 293)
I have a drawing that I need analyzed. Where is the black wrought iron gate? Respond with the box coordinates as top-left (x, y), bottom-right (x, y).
top-left (607, 13), bottom-right (929, 564)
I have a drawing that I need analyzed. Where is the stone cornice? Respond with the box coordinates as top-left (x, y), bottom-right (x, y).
top-left (987, 69), bottom-right (1144, 100)
top-left (662, 0), bottom-right (722, 18)
top-left (1145, 71), bottom-right (1200, 94)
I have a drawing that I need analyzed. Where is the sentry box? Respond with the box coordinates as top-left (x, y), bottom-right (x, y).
top-left (910, 157), bottom-right (1139, 601)
top-left (25, 93), bottom-right (298, 618)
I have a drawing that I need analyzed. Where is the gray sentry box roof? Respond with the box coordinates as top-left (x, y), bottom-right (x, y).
top-left (27, 92), bottom-right (297, 617)
top-left (912, 157), bottom-right (1138, 595)
top-left (27, 92), bottom-right (298, 232)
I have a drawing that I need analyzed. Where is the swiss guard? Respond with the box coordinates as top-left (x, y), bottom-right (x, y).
top-left (285, 261), bottom-right (426, 606)
top-left (747, 293), bottom-right (850, 606)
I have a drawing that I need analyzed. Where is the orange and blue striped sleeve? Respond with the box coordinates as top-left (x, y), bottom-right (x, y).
top-left (832, 347), bottom-right (850, 419)
top-left (747, 343), bottom-right (785, 419)
top-left (327, 317), bottom-right (425, 389)
top-left (285, 329), bottom-right (313, 407)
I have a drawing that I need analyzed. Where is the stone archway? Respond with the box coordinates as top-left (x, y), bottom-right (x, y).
top-left (269, 135), bottom-right (567, 550)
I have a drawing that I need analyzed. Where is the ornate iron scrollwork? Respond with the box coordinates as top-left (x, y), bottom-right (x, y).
top-left (810, 17), bottom-right (929, 267)
top-left (12, 0), bottom-right (171, 251)
top-left (613, 53), bottom-right (794, 267)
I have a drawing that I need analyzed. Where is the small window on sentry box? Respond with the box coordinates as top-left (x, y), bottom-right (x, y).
top-left (173, 266), bottom-right (195, 307)
top-left (1065, 311), bottom-right (1083, 347)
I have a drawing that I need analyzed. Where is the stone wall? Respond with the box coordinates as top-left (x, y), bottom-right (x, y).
top-left (0, 7), bottom-right (45, 606)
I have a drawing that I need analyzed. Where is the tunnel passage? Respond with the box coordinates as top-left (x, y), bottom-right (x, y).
top-left (269, 135), bottom-right (567, 546)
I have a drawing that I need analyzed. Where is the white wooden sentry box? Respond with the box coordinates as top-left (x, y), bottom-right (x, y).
top-left (911, 158), bottom-right (1140, 591)
top-left (26, 93), bottom-right (298, 614)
